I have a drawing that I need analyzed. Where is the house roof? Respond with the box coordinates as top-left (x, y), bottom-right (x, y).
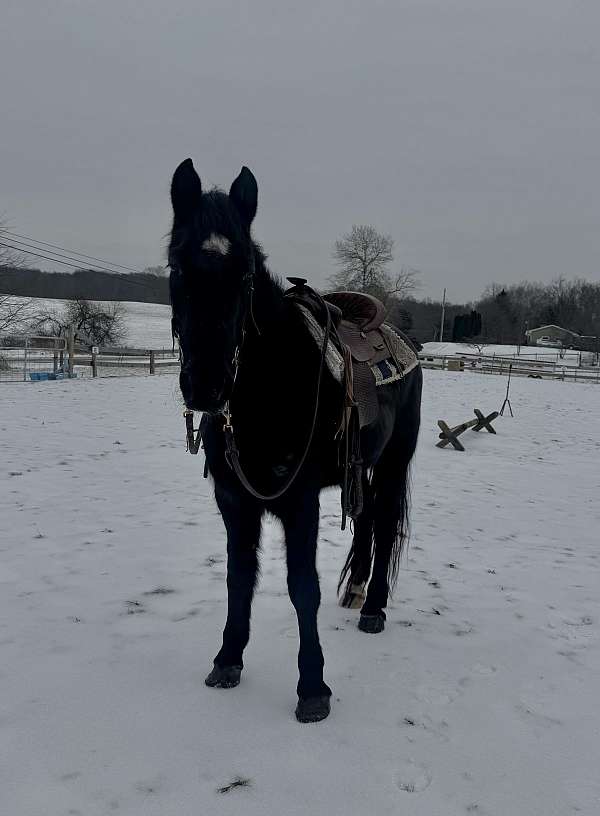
top-left (525, 325), bottom-right (577, 336)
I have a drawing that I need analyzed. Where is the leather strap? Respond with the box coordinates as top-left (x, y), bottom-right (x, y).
top-left (222, 281), bottom-right (333, 502)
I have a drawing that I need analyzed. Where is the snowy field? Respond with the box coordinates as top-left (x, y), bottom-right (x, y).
top-left (2, 370), bottom-right (599, 815)
top-left (112, 300), bottom-right (172, 349)
top-left (10, 297), bottom-right (173, 349)
top-left (422, 341), bottom-right (592, 368)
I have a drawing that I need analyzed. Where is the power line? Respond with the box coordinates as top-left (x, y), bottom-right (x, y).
top-left (1, 236), bottom-right (134, 276)
top-left (0, 229), bottom-right (142, 273)
top-left (0, 241), bottom-right (102, 271)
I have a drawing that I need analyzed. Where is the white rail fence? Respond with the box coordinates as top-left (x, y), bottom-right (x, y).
top-left (419, 351), bottom-right (600, 383)
top-left (0, 333), bottom-right (179, 382)
top-left (3, 334), bottom-right (599, 385)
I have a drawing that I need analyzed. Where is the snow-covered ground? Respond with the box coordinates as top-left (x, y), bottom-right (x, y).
top-left (2, 370), bottom-right (599, 815)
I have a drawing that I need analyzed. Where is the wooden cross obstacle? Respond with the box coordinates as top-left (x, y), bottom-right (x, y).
top-left (436, 408), bottom-right (499, 451)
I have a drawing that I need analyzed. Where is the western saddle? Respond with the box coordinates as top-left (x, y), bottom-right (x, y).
top-left (286, 277), bottom-right (396, 368)
top-left (285, 278), bottom-right (413, 526)
top-left (323, 290), bottom-right (389, 364)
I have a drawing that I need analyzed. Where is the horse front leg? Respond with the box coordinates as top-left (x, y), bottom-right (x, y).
top-left (205, 484), bottom-right (262, 689)
top-left (281, 490), bottom-right (332, 723)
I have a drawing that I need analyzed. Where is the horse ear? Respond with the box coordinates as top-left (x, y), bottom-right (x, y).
top-left (171, 158), bottom-right (202, 220)
top-left (229, 166), bottom-right (258, 226)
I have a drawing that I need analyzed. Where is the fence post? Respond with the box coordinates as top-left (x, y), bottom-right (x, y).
top-left (91, 347), bottom-right (98, 378)
top-left (67, 326), bottom-right (75, 378)
top-left (23, 337), bottom-right (29, 382)
top-left (149, 350), bottom-right (155, 375)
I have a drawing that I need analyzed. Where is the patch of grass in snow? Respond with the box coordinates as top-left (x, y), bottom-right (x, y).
top-left (124, 600), bottom-right (145, 614)
top-left (216, 777), bottom-right (252, 794)
top-left (142, 586), bottom-right (176, 596)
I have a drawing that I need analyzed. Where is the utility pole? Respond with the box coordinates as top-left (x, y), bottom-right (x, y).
top-left (67, 325), bottom-right (75, 378)
top-left (517, 320), bottom-right (526, 356)
top-left (439, 288), bottom-right (447, 343)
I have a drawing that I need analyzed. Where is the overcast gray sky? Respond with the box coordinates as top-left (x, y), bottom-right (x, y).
top-left (2, 0), bottom-right (599, 301)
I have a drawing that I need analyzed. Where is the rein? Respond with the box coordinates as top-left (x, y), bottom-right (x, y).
top-left (181, 268), bottom-right (334, 504)
top-left (222, 283), bottom-right (332, 502)
top-left (184, 409), bottom-right (203, 454)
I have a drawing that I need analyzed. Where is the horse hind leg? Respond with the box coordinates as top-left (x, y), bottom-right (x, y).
top-left (338, 472), bottom-right (375, 609)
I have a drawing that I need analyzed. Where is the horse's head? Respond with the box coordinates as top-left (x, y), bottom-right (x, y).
top-left (168, 159), bottom-right (258, 414)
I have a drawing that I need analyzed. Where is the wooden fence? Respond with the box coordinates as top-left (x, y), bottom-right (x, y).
top-left (5, 333), bottom-right (600, 385)
top-left (419, 352), bottom-right (600, 384)
top-left (0, 333), bottom-right (179, 381)
top-left (72, 347), bottom-right (179, 377)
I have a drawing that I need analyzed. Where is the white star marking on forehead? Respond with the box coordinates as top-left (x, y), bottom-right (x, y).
top-left (201, 234), bottom-right (231, 254)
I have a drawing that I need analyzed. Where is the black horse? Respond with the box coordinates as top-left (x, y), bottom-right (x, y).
top-left (168, 159), bottom-right (422, 722)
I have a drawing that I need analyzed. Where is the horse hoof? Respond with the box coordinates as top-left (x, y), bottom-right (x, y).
top-left (295, 694), bottom-right (331, 723)
top-left (339, 582), bottom-right (367, 609)
top-left (358, 613), bottom-right (385, 634)
top-left (204, 665), bottom-right (242, 689)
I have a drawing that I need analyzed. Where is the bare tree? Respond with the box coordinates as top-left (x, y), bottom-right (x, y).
top-left (0, 217), bottom-right (35, 336)
top-left (330, 225), bottom-right (394, 292)
top-left (467, 339), bottom-right (490, 355)
top-left (330, 225), bottom-right (419, 301)
top-left (0, 295), bottom-right (38, 334)
top-left (33, 299), bottom-right (128, 346)
top-left (30, 304), bottom-right (67, 338)
top-left (388, 266), bottom-right (420, 300)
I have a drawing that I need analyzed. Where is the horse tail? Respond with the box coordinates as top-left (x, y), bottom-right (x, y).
top-left (386, 459), bottom-right (412, 596)
top-left (341, 366), bottom-right (421, 605)
top-left (338, 457), bottom-right (413, 605)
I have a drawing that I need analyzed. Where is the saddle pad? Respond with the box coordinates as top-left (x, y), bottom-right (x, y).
top-left (297, 304), bottom-right (344, 383)
top-left (298, 305), bottom-right (419, 427)
top-left (372, 357), bottom-right (404, 386)
top-left (379, 324), bottom-right (419, 379)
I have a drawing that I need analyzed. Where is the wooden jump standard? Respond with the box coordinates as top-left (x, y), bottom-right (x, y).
top-left (437, 408), bottom-right (499, 451)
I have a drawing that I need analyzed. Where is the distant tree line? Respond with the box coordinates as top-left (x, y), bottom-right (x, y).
top-left (0, 265), bottom-right (169, 304)
top-left (400, 280), bottom-right (600, 346)
top-left (472, 280), bottom-right (600, 345)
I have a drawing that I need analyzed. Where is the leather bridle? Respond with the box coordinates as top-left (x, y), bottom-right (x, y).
top-left (178, 252), bottom-right (334, 505)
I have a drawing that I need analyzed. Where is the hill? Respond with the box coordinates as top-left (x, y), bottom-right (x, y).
top-left (0, 266), bottom-right (169, 304)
